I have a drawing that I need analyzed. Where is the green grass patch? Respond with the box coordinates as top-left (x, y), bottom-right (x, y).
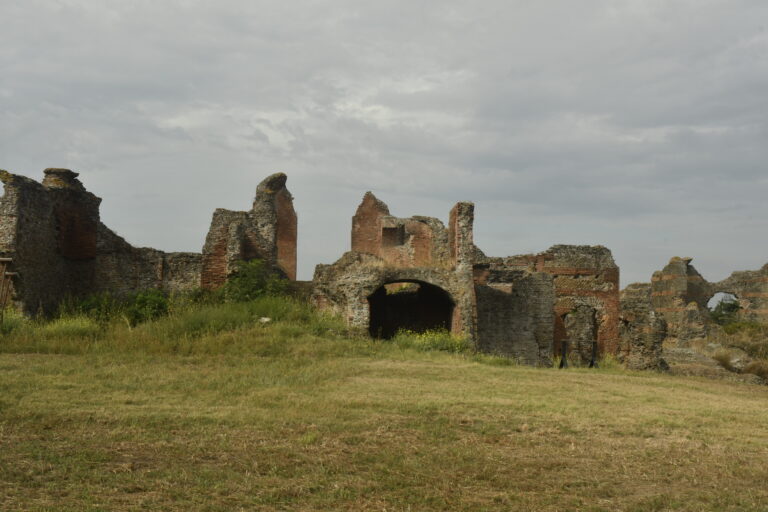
top-left (2, 294), bottom-right (768, 510)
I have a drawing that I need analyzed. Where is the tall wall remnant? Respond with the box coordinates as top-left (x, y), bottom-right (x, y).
top-left (0, 168), bottom-right (202, 314)
top-left (618, 283), bottom-right (668, 370)
top-left (201, 172), bottom-right (297, 289)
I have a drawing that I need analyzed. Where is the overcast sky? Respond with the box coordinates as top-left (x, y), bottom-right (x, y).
top-left (1, 0), bottom-right (766, 285)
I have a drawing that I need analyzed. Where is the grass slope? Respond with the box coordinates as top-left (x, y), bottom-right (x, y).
top-left (1, 298), bottom-right (767, 511)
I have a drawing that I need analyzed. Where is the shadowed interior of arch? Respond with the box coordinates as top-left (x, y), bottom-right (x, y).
top-left (368, 281), bottom-right (454, 339)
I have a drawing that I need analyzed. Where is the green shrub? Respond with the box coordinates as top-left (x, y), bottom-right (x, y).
top-left (221, 260), bottom-right (288, 302)
top-left (58, 292), bottom-right (125, 323)
top-left (710, 299), bottom-right (740, 325)
top-left (124, 289), bottom-right (169, 326)
top-left (722, 321), bottom-right (765, 335)
top-left (0, 308), bottom-right (28, 335)
top-left (392, 329), bottom-right (470, 353)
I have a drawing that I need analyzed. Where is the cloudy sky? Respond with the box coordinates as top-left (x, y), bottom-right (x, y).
top-left (1, 0), bottom-right (766, 285)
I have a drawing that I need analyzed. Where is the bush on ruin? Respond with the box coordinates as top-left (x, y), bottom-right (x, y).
top-left (221, 259), bottom-right (289, 303)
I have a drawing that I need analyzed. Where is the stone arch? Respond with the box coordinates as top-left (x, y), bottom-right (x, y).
top-left (362, 269), bottom-right (462, 339)
top-left (367, 279), bottom-right (455, 338)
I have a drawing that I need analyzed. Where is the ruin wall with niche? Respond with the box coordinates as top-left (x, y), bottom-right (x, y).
top-left (474, 245), bottom-right (621, 364)
top-left (315, 192), bottom-right (566, 365)
top-left (314, 192), bottom-right (477, 340)
top-left (2, 167), bottom-right (667, 369)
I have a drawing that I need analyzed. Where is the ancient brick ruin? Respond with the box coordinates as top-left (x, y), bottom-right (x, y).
top-left (2, 167), bottom-right (766, 370)
top-left (312, 193), bottom-right (620, 366)
top-left (0, 169), bottom-right (295, 315)
top-left (201, 172), bottom-right (297, 288)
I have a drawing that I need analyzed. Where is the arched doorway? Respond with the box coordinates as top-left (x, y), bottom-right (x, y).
top-left (368, 281), bottom-right (455, 339)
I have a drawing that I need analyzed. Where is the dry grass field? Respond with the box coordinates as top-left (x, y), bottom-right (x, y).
top-left (1, 298), bottom-right (767, 511)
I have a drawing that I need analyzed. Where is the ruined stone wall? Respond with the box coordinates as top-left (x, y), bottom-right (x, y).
top-left (645, 257), bottom-right (768, 347)
top-left (315, 195), bottom-right (477, 340)
top-left (201, 173), bottom-right (296, 289)
top-left (473, 265), bottom-right (554, 366)
top-left (618, 283), bottom-right (668, 370)
top-left (0, 169), bottom-right (67, 314)
top-left (351, 192), bottom-right (452, 268)
top-left (0, 168), bottom-right (202, 314)
top-left (650, 257), bottom-right (711, 345)
top-left (312, 251), bottom-right (477, 339)
top-left (94, 224), bottom-right (201, 295)
top-left (712, 265), bottom-right (768, 323)
top-left (476, 245), bottom-right (620, 361)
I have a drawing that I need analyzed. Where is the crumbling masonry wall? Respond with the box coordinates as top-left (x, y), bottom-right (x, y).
top-left (618, 283), bottom-right (668, 370)
top-left (4, 167), bottom-right (659, 369)
top-left (201, 172), bottom-right (297, 289)
top-left (1, 168), bottom-right (296, 315)
top-left (0, 168), bottom-right (201, 314)
top-left (314, 193), bottom-right (566, 365)
top-left (647, 257), bottom-right (768, 346)
top-left (472, 265), bottom-right (555, 365)
top-left (313, 193), bottom-right (476, 340)
top-left (474, 245), bottom-right (620, 364)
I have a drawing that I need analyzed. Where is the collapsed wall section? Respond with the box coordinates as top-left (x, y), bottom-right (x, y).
top-left (351, 191), bottom-right (452, 268)
top-left (713, 264), bottom-right (768, 323)
top-left (476, 245), bottom-right (620, 363)
top-left (646, 257), bottom-right (768, 348)
top-left (473, 265), bottom-right (554, 365)
top-left (0, 168), bottom-right (202, 314)
top-left (201, 172), bottom-right (296, 289)
top-left (94, 223), bottom-right (201, 296)
top-left (650, 257), bottom-right (710, 346)
top-left (618, 283), bottom-right (668, 370)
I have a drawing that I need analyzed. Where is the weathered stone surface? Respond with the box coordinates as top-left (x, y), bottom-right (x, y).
top-left (318, 193), bottom-right (558, 365)
top-left (474, 269), bottom-right (554, 366)
top-left (476, 245), bottom-right (620, 359)
top-left (312, 251), bottom-right (476, 339)
top-left (650, 257), bottom-right (711, 342)
top-left (351, 191), bottom-right (453, 268)
top-left (712, 264), bottom-right (768, 324)
top-left (646, 257), bottom-right (768, 345)
top-left (201, 172), bottom-right (297, 289)
top-left (618, 283), bottom-right (668, 371)
top-left (316, 195), bottom-right (478, 341)
top-left (0, 168), bottom-right (202, 314)
top-left (563, 304), bottom-right (598, 364)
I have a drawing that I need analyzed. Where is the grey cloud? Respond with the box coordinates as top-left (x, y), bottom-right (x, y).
top-left (1, 0), bottom-right (767, 286)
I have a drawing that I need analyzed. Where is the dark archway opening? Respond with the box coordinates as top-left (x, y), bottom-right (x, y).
top-left (368, 281), bottom-right (454, 339)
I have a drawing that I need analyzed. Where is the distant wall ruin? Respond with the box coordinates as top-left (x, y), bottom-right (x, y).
top-left (314, 192), bottom-right (621, 366)
top-left (0, 168), bottom-right (295, 315)
top-left (5, 166), bottom-right (762, 370)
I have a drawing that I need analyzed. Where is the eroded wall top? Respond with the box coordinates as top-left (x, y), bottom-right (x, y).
top-left (350, 191), bottom-right (474, 270)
